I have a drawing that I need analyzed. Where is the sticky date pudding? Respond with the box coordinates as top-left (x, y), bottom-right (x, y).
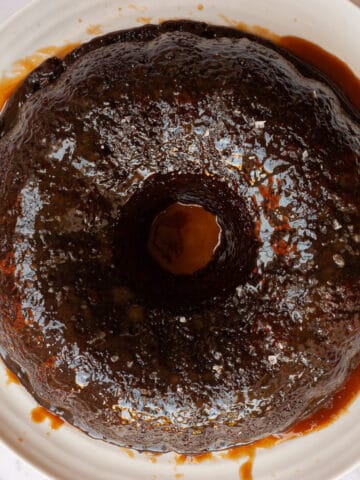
top-left (0, 21), bottom-right (359, 453)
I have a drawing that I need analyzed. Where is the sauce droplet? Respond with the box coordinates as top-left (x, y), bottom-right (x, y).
top-left (86, 24), bottom-right (103, 36)
top-left (148, 202), bottom-right (221, 275)
top-left (5, 368), bottom-right (20, 385)
top-left (31, 406), bottom-right (64, 430)
top-left (121, 448), bottom-right (135, 458)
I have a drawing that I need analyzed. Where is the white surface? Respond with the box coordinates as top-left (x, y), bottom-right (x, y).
top-left (0, 0), bottom-right (359, 479)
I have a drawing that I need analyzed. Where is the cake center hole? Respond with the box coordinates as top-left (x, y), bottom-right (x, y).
top-left (147, 202), bottom-right (221, 275)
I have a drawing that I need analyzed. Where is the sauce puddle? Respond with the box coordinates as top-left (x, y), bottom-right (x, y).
top-left (0, 43), bottom-right (79, 111)
top-left (278, 36), bottom-right (360, 111)
top-left (1, 22), bottom-right (359, 480)
top-left (5, 367), bottom-right (20, 385)
top-left (174, 361), bottom-right (360, 479)
top-left (31, 406), bottom-right (64, 430)
top-left (219, 15), bottom-right (360, 111)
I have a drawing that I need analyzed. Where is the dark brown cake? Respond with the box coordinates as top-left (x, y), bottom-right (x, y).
top-left (0, 21), bottom-right (359, 454)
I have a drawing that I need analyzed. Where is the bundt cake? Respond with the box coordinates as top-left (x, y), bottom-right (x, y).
top-left (0, 20), bottom-right (359, 453)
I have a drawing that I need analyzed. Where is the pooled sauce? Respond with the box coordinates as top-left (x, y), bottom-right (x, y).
top-left (288, 359), bottom-right (360, 436)
top-left (5, 367), bottom-right (20, 385)
top-left (0, 29), bottom-right (358, 113)
top-left (279, 36), bottom-right (360, 111)
top-left (239, 455), bottom-right (255, 480)
top-left (0, 19), bottom-right (360, 468)
top-left (0, 43), bottom-right (79, 110)
top-left (175, 437), bottom-right (278, 478)
top-left (31, 406), bottom-right (64, 430)
top-left (175, 361), bottom-right (360, 479)
top-left (148, 202), bottom-right (221, 275)
top-left (219, 15), bottom-right (360, 110)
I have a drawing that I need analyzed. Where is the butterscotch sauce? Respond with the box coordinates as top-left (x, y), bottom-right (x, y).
top-left (175, 437), bottom-right (280, 479)
top-left (122, 448), bottom-right (135, 458)
top-left (0, 43), bottom-right (79, 111)
top-left (5, 367), bottom-right (20, 385)
top-left (218, 15), bottom-right (280, 43)
top-left (0, 27), bottom-right (357, 116)
top-left (288, 360), bottom-right (360, 436)
top-left (148, 202), bottom-right (221, 275)
top-left (239, 455), bottom-right (254, 480)
top-left (219, 15), bottom-right (360, 110)
top-left (136, 16), bottom-right (153, 24)
top-left (86, 24), bottom-right (103, 35)
top-left (279, 36), bottom-right (360, 111)
top-left (175, 362), bottom-right (360, 479)
top-left (31, 406), bottom-right (64, 430)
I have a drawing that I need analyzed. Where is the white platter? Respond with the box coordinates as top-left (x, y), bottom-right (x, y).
top-left (0, 0), bottom-right (359, 479)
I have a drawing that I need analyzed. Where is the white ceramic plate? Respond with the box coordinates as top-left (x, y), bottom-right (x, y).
top-left (0, 0), bottom-right (359, 479)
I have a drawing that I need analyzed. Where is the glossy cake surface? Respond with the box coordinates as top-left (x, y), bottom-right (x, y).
top-left (0, 21), bottom-right (359, 453)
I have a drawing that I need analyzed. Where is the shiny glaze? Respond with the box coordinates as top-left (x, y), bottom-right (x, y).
top-left (0, 21), bottom-right (359, 455)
